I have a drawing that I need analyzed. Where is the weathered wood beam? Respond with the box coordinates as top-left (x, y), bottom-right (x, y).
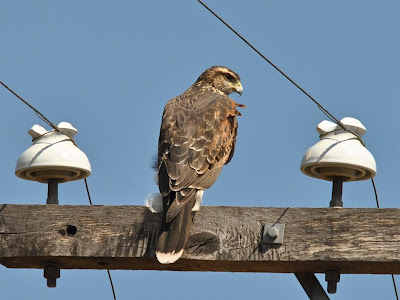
top-left (1, 204), bottom-right (400, 274)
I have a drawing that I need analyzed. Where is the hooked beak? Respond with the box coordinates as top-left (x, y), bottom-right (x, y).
top-left (235, 82), bottom-right (243, 96)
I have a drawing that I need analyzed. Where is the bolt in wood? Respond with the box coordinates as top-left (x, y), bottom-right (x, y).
top-left (44, 263), bottom-right (60, 288)
top-left (46, 179), bottom-right (59, 204)
top-left (330, 176), bottom-right (344, 208)
top-left (325, 269), bottom-right (340, 294)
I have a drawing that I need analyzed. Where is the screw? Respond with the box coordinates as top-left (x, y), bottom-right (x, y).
top-left (267, 227), bottom-right (278, 239)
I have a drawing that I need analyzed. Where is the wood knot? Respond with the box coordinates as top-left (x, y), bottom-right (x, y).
top-left (185, 232), bottom-right (220, 255)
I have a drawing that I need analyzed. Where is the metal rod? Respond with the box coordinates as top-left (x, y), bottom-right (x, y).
top-left (330, 176), bottom-right (344, 208)
top-left (295, 273), bottom-right (330, 299)
top-left (47, 179), bottom-right (59, 204)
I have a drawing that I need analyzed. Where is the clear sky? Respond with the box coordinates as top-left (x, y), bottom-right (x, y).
top-left (1, 1), bottom-right (399, 299)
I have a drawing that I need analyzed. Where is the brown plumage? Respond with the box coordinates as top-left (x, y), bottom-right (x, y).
top-left (155, 66), bottom-right (245, 264)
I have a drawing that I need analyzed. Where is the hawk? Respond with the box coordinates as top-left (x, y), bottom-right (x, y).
top-left (155, 66), bottom-right (245, 264)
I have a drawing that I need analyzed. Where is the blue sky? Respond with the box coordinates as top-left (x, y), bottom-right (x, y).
top-left (1, 1), bottom-right (399, 299)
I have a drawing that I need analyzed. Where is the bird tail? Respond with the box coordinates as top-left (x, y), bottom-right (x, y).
top-left (156, 193), bottom-right (195, 264)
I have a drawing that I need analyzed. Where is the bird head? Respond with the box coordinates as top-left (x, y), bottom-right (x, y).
top-left (196, 66), bottom-right (243, 95)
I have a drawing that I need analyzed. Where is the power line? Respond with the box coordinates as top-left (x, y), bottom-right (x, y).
top-left (1, 81), bottom-right (117, 300)
top-left (196, 0), bottom-right (364, 146)
top-left (0, 81), bottom-right (58, 131)
top-left (196, 1), bottom-right (398, 299)
top-left (0, 81), bottom-right (77, 144)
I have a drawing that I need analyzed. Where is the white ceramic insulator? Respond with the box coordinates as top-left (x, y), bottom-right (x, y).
top-left (300, 117), bottom-right (376, 182)
top-left (15, 122), bottom-right (91, 183)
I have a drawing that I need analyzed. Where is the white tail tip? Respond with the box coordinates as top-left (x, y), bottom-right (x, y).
top-left (156, 250), bottom-right (184, 264)
top-left (145, 193), bottom-right (163, 213)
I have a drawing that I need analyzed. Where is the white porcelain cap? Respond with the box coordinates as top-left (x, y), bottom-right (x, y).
top-left (15, 122), bottom-right (91, 183)
top-left (300, 117), bottom-right (376, 181)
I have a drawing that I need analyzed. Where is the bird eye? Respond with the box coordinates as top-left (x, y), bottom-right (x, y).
top-left (223, 73), bottom-right (234, 82)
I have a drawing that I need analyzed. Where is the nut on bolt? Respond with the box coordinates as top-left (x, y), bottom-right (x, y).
top-left (44, 262), bottom-right (60, 288)
top-left (325, 269), bottom-right (340, 294)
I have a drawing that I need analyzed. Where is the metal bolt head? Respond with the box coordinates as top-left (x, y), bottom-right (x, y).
top-left (267, 227), bottom-right (278, 239)
top-left (262, 223), bottom-right (285, 245)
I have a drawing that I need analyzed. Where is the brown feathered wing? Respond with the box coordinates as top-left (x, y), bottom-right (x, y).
top-left (156, 83), bottom-right (242, 263)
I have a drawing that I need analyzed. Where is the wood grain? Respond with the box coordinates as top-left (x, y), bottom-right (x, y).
top-left (1, 204), bottom-right (400, 274)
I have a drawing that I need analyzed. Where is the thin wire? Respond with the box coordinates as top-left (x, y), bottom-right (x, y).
top-left (107, 270), bottom-right (117, 300)
top-left (392, 274), bottom-right (399, 300)
top-left (84, 178), bottom-right (94, 206)
top-left (1, 81), bottom-right (116, 300)
top-left (372, 178), bottom-right (399, 299)
top-left (83, 178), bottom-right (116, 299)
top-left (196, 1), bottom-right (337, 122)
top-left (196, 1), bottom-right (399, 299)
top-left (371, 178), bottom-right (380, 209)
top-left (0, 81), bottom-right (58, 131)
top-left (196, 0), bottom-right (364, 146)
top-left (0, 81), bottom-right (78, 144)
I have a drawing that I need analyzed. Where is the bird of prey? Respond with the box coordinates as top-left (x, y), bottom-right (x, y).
top-left (155, 66), bottom-right (245, 264)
